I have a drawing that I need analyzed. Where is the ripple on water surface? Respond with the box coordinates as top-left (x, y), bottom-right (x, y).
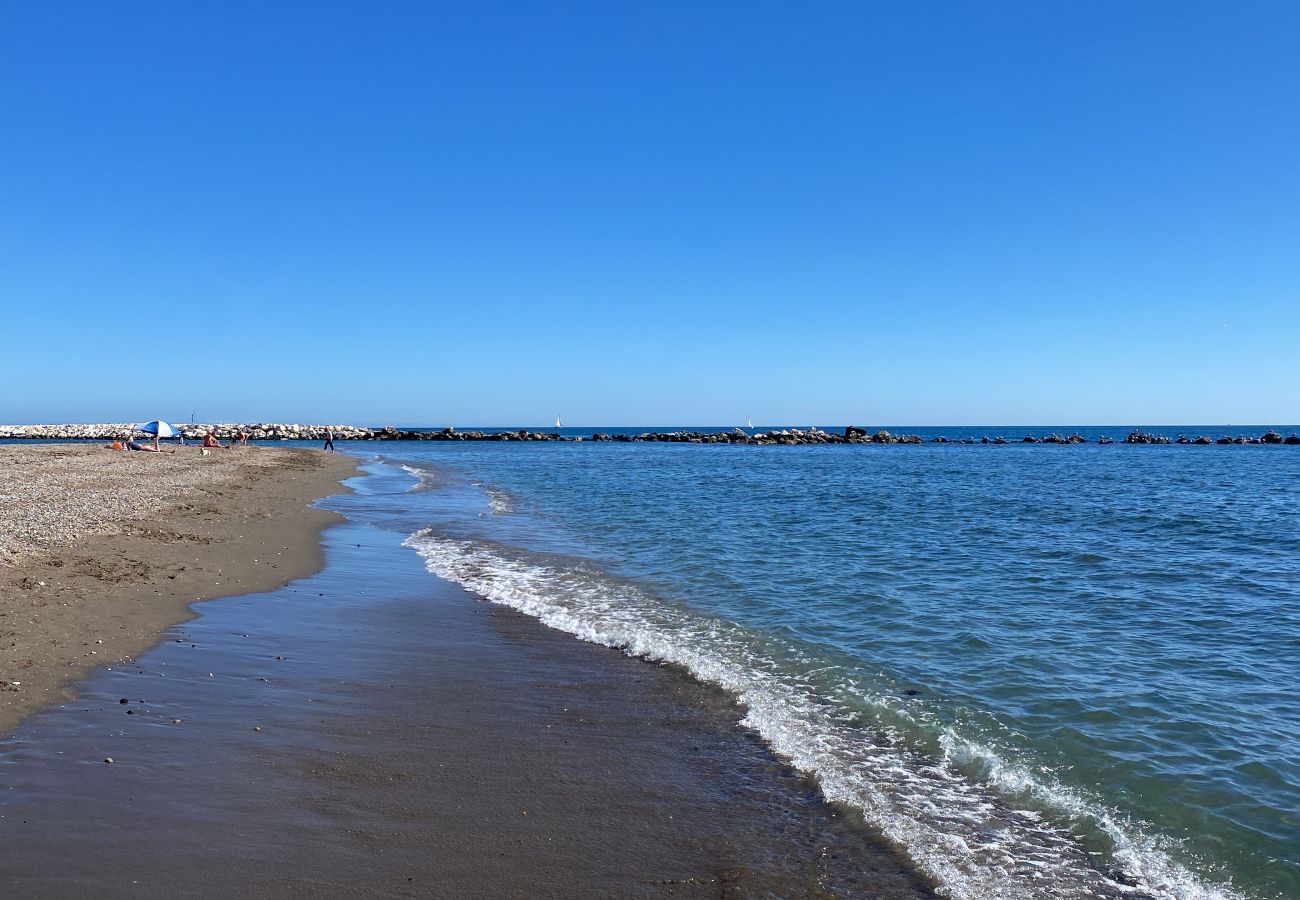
top-left (381, 440), bottom-right (1298, 899)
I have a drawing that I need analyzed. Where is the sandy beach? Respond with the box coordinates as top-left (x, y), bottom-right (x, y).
top-left (0, 472), bottom-right (933, 898)
top-left (0, 443), bottom-right (359, 734)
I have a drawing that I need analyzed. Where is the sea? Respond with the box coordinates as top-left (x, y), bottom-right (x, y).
top-left (341, 425), bottom-right (1298, 900)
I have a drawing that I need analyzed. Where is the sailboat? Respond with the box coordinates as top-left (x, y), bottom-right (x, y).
top-left (555, 414), bottom-right (563, 429)
top-left (747, 415), bottom-right (754, 430)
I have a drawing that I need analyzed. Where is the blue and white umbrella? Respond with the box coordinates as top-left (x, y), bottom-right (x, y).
top-left (136, 420), bottom-right (183, 438)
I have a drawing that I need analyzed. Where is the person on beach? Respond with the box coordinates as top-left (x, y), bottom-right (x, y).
top-left (237, 429), bottom-right (250, 445)
top-left (202, 432), bottom-right (227, 449)
top-left (323, 428), bottom-right (335, 452)
top-left (124, 439), bottom-right (170, 453)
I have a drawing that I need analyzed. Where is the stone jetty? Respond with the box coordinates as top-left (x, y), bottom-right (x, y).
top-left (0, 423), bottom-right (371, 442)
top-left (1, 424), bottom-right (1297, 446)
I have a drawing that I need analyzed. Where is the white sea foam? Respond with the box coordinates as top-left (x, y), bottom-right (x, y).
top-left (402, 529), bottom-right (1246, 900)
top-left (470, 482), bottom-right (515, 515)
top-left (399, 463), bottom-right (442, 492)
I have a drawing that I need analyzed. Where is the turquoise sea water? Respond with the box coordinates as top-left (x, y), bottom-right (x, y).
top-left (359, 430), bottom-right (1298, 899)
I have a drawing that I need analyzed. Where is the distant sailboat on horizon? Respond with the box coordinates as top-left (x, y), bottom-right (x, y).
top-left (556, 414), bottom-right (563, 429)
top-left (747, 415), bottom-right (754, 430)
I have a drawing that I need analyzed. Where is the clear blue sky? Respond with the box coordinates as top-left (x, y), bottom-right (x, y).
top-left (2, 2), bottom-right (1297, 426)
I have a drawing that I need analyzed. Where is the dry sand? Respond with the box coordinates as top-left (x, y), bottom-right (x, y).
top-left (0, 443), bottom-right (358, 734)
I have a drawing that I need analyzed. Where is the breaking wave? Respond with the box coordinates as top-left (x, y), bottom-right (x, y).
top-left (402, 528), bottom-right (1242, 900)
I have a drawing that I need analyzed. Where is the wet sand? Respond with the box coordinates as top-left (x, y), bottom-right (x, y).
top-left (0, 492), bottom-right (934, 898)
top-left (0, 444), bottom-right (359, 734)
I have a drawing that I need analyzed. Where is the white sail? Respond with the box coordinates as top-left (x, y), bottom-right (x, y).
top-left (556, 415), bottom-right (563, 429)
top-left (747, 415), bottom-right (754, 429)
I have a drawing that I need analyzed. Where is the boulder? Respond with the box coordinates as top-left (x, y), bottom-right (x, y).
top-left (1125, 431), bottom-right (1171, 445)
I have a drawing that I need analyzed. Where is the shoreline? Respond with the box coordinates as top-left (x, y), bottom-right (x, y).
top-left (0, 475), bottom-right (935, 898)
top-left (0, 445), bottom-right (359, 735)
top-left (0, 446), bottom-right (1273, 896)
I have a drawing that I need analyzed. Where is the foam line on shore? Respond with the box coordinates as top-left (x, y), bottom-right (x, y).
top-left (403, 526), bottom-right (1244, 900)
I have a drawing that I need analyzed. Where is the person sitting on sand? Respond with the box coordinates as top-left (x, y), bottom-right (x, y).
top-left (202, 432), bottom-right (227, 449)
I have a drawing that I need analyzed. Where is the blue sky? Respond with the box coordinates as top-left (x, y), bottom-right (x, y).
top-left (2, 2), bottom-right (1297, 426)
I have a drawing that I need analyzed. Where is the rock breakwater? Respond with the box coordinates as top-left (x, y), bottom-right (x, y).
top-left (2, 424), bottom-right (1298, 446)
top-left (0, 423), bottom-right (372, 442)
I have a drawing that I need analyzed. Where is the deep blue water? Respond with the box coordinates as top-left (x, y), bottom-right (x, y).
top-left (345, 430), bottom-right (1299, 900)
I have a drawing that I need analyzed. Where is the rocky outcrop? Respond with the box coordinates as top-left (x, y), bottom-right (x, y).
top-left (1125, 431), bottom-right (1172, 445)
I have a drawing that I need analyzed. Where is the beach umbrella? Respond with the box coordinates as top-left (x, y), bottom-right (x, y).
top-left (136, 420), bottom-right (183, 438)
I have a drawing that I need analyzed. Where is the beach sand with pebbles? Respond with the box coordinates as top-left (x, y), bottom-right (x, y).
top-left (0, 459), bottom-right (933, 899)
top-left (0, 443), bottom-right (358, 734)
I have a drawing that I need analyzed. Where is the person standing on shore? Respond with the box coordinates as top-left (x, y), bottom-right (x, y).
top-left (323, 428), bottom-right (335, 452)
